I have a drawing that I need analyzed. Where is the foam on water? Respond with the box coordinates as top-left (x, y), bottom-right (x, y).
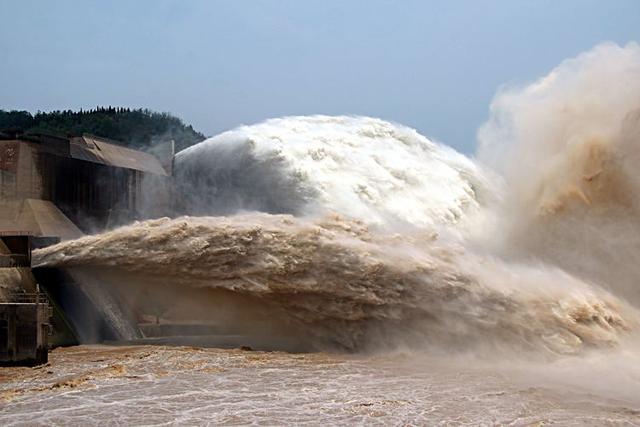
top-left (2, 345), bottom-right (639, 425)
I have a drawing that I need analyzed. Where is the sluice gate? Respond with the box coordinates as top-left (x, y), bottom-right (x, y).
top-left (0, 293), bottom-right (51, 366)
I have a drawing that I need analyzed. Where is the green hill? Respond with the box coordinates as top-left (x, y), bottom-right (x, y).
top-left (0, 107), bottom-right (206, 152)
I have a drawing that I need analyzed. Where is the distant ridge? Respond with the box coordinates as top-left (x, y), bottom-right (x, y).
top-left (0, 107), bottom-right (206, 152)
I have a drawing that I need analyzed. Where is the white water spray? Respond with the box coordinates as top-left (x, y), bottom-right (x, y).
top-left (175, 115), bottom-right (490, 229)
top-left (478, 41), bottom-right (640, 305)
top-left (33, 42), bottom-right (640, 357)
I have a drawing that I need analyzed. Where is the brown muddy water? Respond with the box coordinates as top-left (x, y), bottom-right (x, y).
top-left (1, 345), bottom-right (639, 426)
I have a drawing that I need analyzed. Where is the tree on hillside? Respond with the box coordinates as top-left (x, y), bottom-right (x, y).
top-left (0, 108), bottom-right (206, 152)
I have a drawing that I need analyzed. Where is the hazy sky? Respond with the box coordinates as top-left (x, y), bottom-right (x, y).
top-left (1, 0), bottom-right (638, 153)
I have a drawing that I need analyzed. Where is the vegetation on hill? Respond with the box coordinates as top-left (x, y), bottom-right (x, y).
top-left (0, 107), bottom-right (206, 152)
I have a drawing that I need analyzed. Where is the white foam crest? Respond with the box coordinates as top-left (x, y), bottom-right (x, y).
top-left (176, 115), bottom-right (489, 229)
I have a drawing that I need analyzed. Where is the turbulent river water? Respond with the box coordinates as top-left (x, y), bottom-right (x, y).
top-left (4, 42), bottom-right (640, 424)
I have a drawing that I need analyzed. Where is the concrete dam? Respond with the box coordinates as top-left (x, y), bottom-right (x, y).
top-left (0, 132), bottom-right (174, 361)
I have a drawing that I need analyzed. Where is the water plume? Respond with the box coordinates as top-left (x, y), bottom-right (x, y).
top-left (477, 42), bottom-right (640, 305)
top-left (33, 214), bottom-right (638, 353)
top-left (31, 42), bottom-right (640, 357)
top-left (175, 116), bottom-right (490, 229)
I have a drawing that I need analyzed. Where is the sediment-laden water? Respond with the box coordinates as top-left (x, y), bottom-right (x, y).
top-left (1, 345), bottom-right (640, 426)
top-left (33, 213), bottom-right (638, 354)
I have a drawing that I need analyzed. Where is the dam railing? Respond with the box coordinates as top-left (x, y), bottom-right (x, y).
top-left (6, 292), bottom-right (50, 304)
top-left (0, 254), bottom-right (30, 268)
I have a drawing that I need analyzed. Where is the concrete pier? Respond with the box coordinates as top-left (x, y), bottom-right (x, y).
top-left (0, 293), bottom-right (51, 366)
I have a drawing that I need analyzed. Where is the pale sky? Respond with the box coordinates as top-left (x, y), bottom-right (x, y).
top-left (1, 0), bottom-right (638, 153)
